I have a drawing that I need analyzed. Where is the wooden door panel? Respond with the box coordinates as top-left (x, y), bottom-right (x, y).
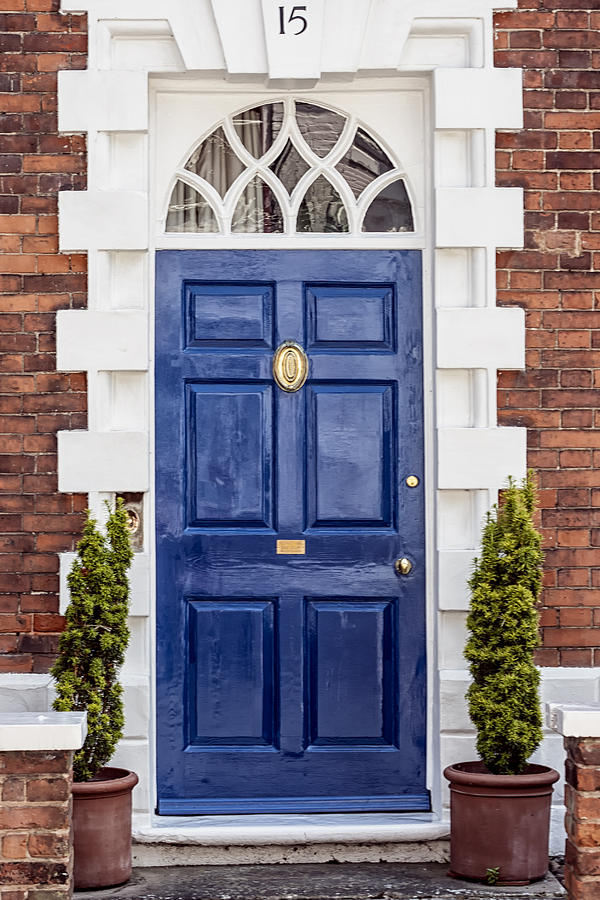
top-left (186, 283), bottom-right (274, 349)
top-left (306, 598), bottom-right (396, 747)
top-left (187, 599), bottom-right (276, 747)
top-left (306, 384), bottom-right (394, 528)
top-left (186, 383), bottom-right (274, 528)
top-left (156, 250), bottom-right (428, 814)
top-left (306, 285), bottom-right (394, 350)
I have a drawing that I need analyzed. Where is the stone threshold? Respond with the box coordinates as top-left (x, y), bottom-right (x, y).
top-left (133, 813), bottom-right (450, 846)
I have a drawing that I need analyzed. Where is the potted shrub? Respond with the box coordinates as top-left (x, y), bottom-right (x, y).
top-left (52, 498), bottom-right (138, 890)
top-left (444, 472), bottom-right (559, 886)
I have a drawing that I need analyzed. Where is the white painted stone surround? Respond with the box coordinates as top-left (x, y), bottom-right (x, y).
top-left (0, 0), bottom-right (583, 862)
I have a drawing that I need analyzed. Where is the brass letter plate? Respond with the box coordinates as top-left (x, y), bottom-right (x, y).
top-left (277, 539), bottom-right (306, 555)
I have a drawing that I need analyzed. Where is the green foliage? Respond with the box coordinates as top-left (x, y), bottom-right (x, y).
top-left (485, 867), bottom-right (500, 886)
top-left (465, 472), bottom-right (543, 775)
top-left (52, 498), bottom-right (133, 782)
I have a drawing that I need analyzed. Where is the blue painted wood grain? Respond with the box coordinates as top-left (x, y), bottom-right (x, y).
top-left (155, 250), bottom-right (428, 814)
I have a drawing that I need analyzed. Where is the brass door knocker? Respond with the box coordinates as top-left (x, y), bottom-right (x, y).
top-left (273, 341), bottom-right (308, 392)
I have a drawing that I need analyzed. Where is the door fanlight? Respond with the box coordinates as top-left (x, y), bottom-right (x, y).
top-left (273, 341), bottom-right (308, 392)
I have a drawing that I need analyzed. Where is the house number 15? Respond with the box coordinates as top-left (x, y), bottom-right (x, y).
top-left (279, 5), bottom-right (308, 35)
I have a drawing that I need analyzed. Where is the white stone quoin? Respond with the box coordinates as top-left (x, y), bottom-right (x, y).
top-left (0, 0), bottom-right (564, 862)
top-left (548, 702), bottom-right (600, 738)
top-left (0, 712), bottom-right (87, 752)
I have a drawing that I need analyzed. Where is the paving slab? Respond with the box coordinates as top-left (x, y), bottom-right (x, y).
top-left (75, 863), bottom-right (565, 900)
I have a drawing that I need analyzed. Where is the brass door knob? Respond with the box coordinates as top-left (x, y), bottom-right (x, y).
top-left (395, 557), bottom-right (413, 576)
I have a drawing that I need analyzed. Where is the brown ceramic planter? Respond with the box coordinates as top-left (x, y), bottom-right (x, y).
top-left (72, 766), bottom-right (138, 890)
top-left (444, 761), bottom-right (559, 886)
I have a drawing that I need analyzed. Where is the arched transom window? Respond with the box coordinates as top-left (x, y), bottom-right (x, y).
top-left (165, 99), bottom-right (414, 236)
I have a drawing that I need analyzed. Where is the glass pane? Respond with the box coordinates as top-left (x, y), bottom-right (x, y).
top-left (232, 103), bottom-right (284, 158)
top-left (166, 181), bottom-right (219, 233)
top-left (269, 140), bottom-right (310, 194)
top-left (362, 180), bottom-right (414, 233)
top-left (336, 128), bottom-right (394, 199)
top-left (296, 176), bottom-right (348, 233)
top-left (231, 177), bottom-right (284, 233)
top-left (295, 102), bottom-right (345, 158)
top-left (185, 127), bottom-right (244, 198)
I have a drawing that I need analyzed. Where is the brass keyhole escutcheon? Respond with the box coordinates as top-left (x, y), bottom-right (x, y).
top-left (273, 341), bottom-right (308, 393)
top-left (395, 557), bottom-right (413, 576)
top-left (406, 475), bottom-right (419, 488)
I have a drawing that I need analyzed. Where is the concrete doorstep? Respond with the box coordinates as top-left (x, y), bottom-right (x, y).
top-left (74, 863), bottom-right (565, 900)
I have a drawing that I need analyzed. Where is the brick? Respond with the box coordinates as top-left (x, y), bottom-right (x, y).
top-left (567, 761), bottom-right (600, 793)
top-left (571, 790), bottom-right (600, 821)
top-left (0, 751), bottom-right (70, 775)
top-left (0, 615), bottom-right (31, 633)
top-left (535, 647), bottom-right (560, 666)
top-left (1, 777), bottom-right (25, 802)
top-left (557, 530), bottom-right (592, 548)
top-left (566, 839), bottom-right (600, 877)
top-left (26, 777), bottom-right (69, 802)
top-left (0, 215), bottom-right (35, 234)
top-left (568, 820), bottom-right (600, 849)
top-left (28, 832), bottom-right (69, 859)
top-left (0, 862), bottom-right (69, 886)
top-left (564, 868), bottom-right (600, 900)
top-left (0, 807), bottom-right (68, 830)
top-left (18, 633), bottom-right (59, 654)
top-left (32, 614), bottom-right (64, 632)
top-left (557, 569), bottom-right (589, 587)
top-left (1, 834), bottom-right (28, 860)
top-left (567, 738), bottom-right (600, 767)
top-left (20, 594), bottom-right (59, 613)
top-left (561, 648), bottom-right (594, 666)
top-left (0, 656), bottom-right (32, 673)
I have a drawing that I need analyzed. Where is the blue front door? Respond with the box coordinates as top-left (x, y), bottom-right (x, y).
top-left (155, 250), bottom-right (427, 814)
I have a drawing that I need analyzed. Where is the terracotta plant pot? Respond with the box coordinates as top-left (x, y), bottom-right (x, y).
top-left (72, 766), bottom-right (138, 890)
top-left (444, 761), bottom-right (559, 886)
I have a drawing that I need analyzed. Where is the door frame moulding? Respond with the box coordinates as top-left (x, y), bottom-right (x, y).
top-left (147, 75), bottom-right (439, 826)
top-left (54, 0), bottom-right (526, 845)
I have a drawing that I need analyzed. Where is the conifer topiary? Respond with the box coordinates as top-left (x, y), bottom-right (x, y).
top-left (52, 498), bottom-right (133, 782)
top-left (464, 471), bottom-right (544, 775)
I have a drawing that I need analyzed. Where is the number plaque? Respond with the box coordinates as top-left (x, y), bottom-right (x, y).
top-left (278, 5), bottom-right (308, 35)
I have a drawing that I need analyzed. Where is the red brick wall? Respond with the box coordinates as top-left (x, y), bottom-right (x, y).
top-left (494, 1), bottom-right (600, 667)
top-left (0, 749), bottom-right (73, 900)
top-left (0, 1), bottom-right (87, 673)
top-left (564, 737), bottom-right (600, 899)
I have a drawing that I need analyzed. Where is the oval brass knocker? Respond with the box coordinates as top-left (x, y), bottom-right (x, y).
top-left (273, 341), bottom-right (308, 393)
